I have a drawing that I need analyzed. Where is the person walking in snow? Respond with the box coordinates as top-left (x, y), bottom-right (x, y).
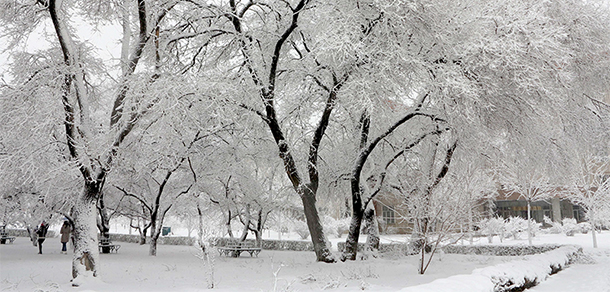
top-left (36, 221), bottom-right (49, 254)
top-left (59, 221), bottom-right (71, 254)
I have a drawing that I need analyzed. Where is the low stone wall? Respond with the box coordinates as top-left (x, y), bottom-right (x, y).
top-left (108, 233), bottom-right (141, 243)
top-left (6, 229), bottom-right (314, 251)
top-left (5, 228), bottom-right (56, 238)
top-left (336, 242), bottom-right (564, 257)
top-left (336, 242), bottom-right (418, 255)
top-left (210, 237), bottom-right (314, 251)
top-left (108, 233), bottom-right (196, 246)
top-left (261, 239), bottom-right (314, 251)
top-left (443, 244), bottom-right (564, 256)
top-left (106, 234), bottom-right (313, 251)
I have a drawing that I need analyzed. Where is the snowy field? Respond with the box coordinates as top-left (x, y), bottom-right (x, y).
top-left (1, 232), bottom-right (610, 291)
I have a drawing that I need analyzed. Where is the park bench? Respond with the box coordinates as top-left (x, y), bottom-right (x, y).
top-left (98, 238), bottom-right (121, 253)
top-left (0, 231), bottom-right (15, 244)
top-left (217, 242), bottom-right (261, 257)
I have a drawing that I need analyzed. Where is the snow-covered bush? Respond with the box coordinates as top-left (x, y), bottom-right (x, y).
top-left (477, 217), bottom-right (505, 243)
top-left (444, 244), bottom-right (563, 256)
top-left (400, 246), bottom-right (581, 292)
top-left (504, 217), bottom-right (527, 240)
top-left (322, 216), bottom-right (350, 238)
top-left (543, 216), bottom-right (563, 234)
top-left (292, 220), bottom-right (310, 240)
top-left (562, 218), bottom-right (579, 236)
top-left (578, 222), bottom-right (592, 234)
top-left (529, 219), bottom-right (541, 238)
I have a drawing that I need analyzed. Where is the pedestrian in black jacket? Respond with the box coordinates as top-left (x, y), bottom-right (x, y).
top-left (36, 221), bottom-right (49, 254)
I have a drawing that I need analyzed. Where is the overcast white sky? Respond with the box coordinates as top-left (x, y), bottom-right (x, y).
top-left (0, 16), bottom-right (122, 83)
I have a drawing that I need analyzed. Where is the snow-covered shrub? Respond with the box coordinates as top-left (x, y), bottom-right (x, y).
top-left (578, 222), bottom-right (591, 234)
top-left (444, 244), bottom-right (563, 256)
top-left (529, 219), bottom-right (541, 238)
top-left (322, 216), bottom-right (350, 238)
top-left (336, 218), bottom-right (350, 237)
top-left (401, 246), bottom-right (582, 292)
top-left (543, 216), bottom-right (563, 234)
top-left (562, 218), bottom-right (579, 236)
top-left (476, 217), bottom-right (505, 243)
top-left (292, 220), bottom-right (310, 240)
top-left (504, 217), bottom-right (527, 240)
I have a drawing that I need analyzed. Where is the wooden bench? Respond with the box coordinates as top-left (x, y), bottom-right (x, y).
top-left (0, 231), bottom-right (15, 244)
top-left (217, 243), bottom-right (261, 257)
top-left (98, 239), bottom-right (121, 253)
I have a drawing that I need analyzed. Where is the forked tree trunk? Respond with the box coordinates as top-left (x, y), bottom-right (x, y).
top-left (301, 188), bottom-right (334, 262)
top-left (71, 183), bottom-right (101, 284)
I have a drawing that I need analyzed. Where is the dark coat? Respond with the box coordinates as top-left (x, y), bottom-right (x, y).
top-left (36, 223), bottom-right (48, 239)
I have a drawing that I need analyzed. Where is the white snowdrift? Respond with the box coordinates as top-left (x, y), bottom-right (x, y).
top-left (400, 246), bottom-right (580, 292)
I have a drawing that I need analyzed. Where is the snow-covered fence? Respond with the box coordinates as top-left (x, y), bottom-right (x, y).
top-left (400, 245), bottom-right (582, 292)
top-left (443, 244), bottom-right (563, 256)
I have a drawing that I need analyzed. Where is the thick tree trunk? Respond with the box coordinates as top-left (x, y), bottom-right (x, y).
top-left (253, 209), bottom-right (265, 248)
top-left (301, 188), bottom-right (335, 263)
top-left (364, 203), bottom-right (380, 253)
top-left (27, 226), bottom-right (37, 246)
top-left (71, 184), bottom-right (101, 284)
top-left (149, 218), bottom-right (163, 256)
top-left (149, 236), bottom-right (158, 256)
top-left (342, 209), bottom-right (364, 261)
top-left (149, 217), bottom-right (157, 255)
top-left (196, 204), bottom-right (214, 288)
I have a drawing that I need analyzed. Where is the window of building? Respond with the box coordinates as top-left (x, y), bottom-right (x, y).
top-left (382, 206), bottom-right (395, 224)
top-left (573, 205), bottom-right (583, 222)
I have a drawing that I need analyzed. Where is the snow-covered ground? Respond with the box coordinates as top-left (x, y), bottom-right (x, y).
top-left (528, 247), bottom-right (610, 292)
top-left (1, 232), bottom-right (609, 291)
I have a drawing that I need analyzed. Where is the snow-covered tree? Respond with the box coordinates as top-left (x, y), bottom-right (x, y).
top-left (341, 0), bottom-right (610, 260)
top-left (0, 0), bottom-right (182, 280)
top-left (500, 159), bottom-right (554, 245)
top-left (567, 154), bottom-right (610, 248)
